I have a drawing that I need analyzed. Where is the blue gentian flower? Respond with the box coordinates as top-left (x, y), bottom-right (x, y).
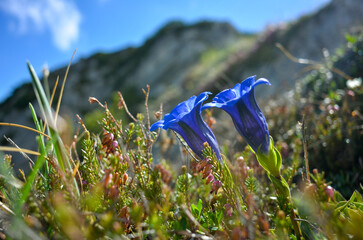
top-left (203, 76), bottom-right (271, 154)
top-left (150, 92), bottom-right (222, 160)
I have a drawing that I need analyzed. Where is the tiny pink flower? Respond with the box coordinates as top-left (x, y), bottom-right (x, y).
top-left (224, 203), bottom-right (233, 217)
top-left (206, 173), bottom-right (214, 184)
top-left (210, 180), bottom-right (221, 194)
top-left (325, 185), bottom-right (334, 199)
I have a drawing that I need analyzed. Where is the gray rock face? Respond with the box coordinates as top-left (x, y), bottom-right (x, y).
top-left (59, 21), bottom-right (241, 113)
top-left (211, 0), bottom-right (363, 98)
top-left (0, 21), bottom-right (241, 170)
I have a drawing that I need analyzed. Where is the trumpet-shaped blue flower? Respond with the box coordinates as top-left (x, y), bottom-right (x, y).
top-left (203, 76), bottom-right (271, 154)
top-left (150, 92), bottom-right (222, 160)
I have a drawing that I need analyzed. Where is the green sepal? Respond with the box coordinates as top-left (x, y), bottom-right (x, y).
top-left (255, 136), bottom-right (282, 178)
top-left (268, 173), bottom-right (291, 201)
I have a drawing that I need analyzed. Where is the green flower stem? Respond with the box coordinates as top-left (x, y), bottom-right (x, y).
top-left (255, 138), bottom-right (302, 239)
top-left (268, 171), bottom-right (302, 239)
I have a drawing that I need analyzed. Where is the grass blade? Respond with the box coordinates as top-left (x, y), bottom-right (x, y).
top-left (29, 103), bottom-right (50, 189)
top-left (27, 61), bottom-right (68, 171)
top-left (0, 122), bottom-right (50, 139)
top-left (0, 146), bottom-right (40, 156)
top-left (27, 61), bottom-right (79, 197)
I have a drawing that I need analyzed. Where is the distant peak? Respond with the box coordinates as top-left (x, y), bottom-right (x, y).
top-left (140, 20), bottom-right (241, 50)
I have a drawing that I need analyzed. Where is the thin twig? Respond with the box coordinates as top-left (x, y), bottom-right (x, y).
top-left (88, 97), bottom-right (105, 108)
top-left (117, 91), bottom-right (150, 155)
top-left (181, 205), bottom-right (211, 236)
top-left (276, 43), bottom-right (320, 65)
top-left (4, 136), bottom-right (35, 170)
top-left (174, 131), bottom-right (199, 162)
top-left (149, 103), bottom-right (163, 147)
top-left (143, 85), bottom-right (152, 157)
top-left (55, 49), bottom-right (76, 124)
top-left (142, 85), bottom-right (151, 132)
top-left (75, 114), bottom-right (88, 133)
top-left (0, 201), bottom-right (14, 215)
top-left (49, 75), bottom-right (59, 108)
top-left (294, 218), bottom-right (322, 232)
top-left (117, 91), bottom-right (137, 122)
top-left (152, 103), bottom-right (163, 142)
top-left (0, 146), bottom-right (40, 156)
top-left (330, 66), bottom-right (353, 80)
top-left (302, 116), bottom-right (310, 183)
top-left (0, 122), bottom-right (50, 139)
top-left (70, 124), bottom-right (84, 194)
top-left (290, 209), bottom-right (302, 240)
top-left (142, 85), bottom-right (153, 183)
top-left (42, 75), bottom-right (59, 133)
top-left (276, 43), bottom-right (352, 80)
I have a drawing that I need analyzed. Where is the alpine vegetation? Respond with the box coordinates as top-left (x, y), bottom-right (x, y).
top-left (154, 76), bottom-right (302, 237)
top-left (0, 34), bottom-right (362, 239)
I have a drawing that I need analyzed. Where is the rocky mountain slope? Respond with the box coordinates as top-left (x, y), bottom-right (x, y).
top-left (202, 0), bottom-right (363, 97)
top-left (0, 21), bottom-right (248, 169)
top-left (1, 0), bottom-right (362, 170)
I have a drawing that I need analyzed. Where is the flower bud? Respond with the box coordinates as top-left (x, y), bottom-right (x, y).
top-left (206, 173), bottom-right (214, 184)
top-left (102, 133), bottom-right (114, 146)
top-left (325, 185), bottom-right (334, 199)
top-left (224, 204), bottom-right (233, 217)
top-left (154, 110), bottom-right (162, 120)
top-left (182, 165), bottom-right (187, 174)
top-left (89, 97), bottom-right (98, 104)
top-left (103, 171), bottom-right (112, 188)
top-left (202, 164), bottom-right (212, 178)
top-left (122, 172), bottom-right (128, 185)
top-left (277, 210), bottom-right (285, 219)
top-left (110, 185), bottom-right (119, 199)
top-left (210, 180), bottom-right (221, 194)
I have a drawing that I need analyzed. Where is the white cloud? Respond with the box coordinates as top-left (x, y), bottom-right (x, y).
top-left (0, 0), bottom-right (81, 50)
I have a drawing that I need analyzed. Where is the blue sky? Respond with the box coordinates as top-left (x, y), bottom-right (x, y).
top-left (0, 0), bottom-right (330, 103)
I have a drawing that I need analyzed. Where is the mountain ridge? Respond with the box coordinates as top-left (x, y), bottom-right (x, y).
top-left (1, 0), bottom-right (363, 171)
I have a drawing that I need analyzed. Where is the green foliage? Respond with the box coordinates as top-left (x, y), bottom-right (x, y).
top-left (266, 33), bottom-right (363, 197)
top-left (0, 33), bottom-right (362, 240)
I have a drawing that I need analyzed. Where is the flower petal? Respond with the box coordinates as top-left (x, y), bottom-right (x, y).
top-left (150, 119), bottom-right (165, 131)
top-left (252, 77), bottom-right (271, 88)
top-left (203, 76), bottom-right (270, 154)
top-left (150, 92), bottom-right (221, 160)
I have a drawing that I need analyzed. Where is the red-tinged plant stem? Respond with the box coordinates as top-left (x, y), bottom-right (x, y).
top-left (290, 208), bottom-right (302, 240)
